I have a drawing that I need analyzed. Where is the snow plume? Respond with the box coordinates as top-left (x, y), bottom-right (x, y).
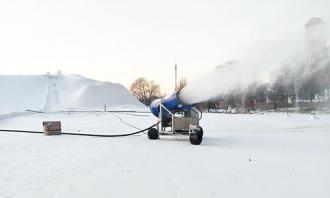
top-left (179, 61), bottom-right (262, 104)
top-left (180, 19), bottom-right (330, 104)
top-left (180, 52), bottom-right (330, 104)
top-left (179, 41), bottom-right (300, 104)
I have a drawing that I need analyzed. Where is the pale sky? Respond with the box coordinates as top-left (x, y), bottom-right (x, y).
top-left (1, 0), bottom-right (329, 93)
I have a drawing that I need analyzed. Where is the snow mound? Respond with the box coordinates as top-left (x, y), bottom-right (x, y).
top-left (0, 74), bottom-right (144, 114)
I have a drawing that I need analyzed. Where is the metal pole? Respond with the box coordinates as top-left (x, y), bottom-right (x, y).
top-left (160, 104), bottom-right (163, 132)
top-left (175, 64), bottom-right (177, 92)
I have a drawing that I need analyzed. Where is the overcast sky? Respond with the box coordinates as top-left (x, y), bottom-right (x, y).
top-left (1, 0), bottom-right (329, 92)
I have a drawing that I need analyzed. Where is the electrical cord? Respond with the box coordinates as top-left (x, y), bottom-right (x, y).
top-left (0, 122), bottom-right (159, 138)
top-left (110, 112), bottom-right (142, 130)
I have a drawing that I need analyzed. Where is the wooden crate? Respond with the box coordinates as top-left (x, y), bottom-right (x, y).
top-left (43, 121), bottom-right (61, 136)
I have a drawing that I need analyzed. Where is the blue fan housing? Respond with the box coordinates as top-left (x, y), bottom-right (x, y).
top-left (150, 92), bottom-right (191, 118)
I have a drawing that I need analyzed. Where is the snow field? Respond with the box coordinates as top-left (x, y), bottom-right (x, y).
top-left (0, 112), bottom-right (329, 198)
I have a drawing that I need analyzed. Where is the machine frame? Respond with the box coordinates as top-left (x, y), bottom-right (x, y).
top-left (158, 103), bottom-right (199, 134)
top-left (149, 103), bottom-right (203, 145)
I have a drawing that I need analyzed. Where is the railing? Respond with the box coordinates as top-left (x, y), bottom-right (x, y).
top-left (159, 103), bottom-right (175, 134)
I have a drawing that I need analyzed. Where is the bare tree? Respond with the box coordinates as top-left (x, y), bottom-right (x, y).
top-left (130, 77), bottom-right (161, 106)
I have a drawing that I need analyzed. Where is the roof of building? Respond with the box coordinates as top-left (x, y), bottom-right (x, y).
top-left (305, 17), bottom-right (324, 27)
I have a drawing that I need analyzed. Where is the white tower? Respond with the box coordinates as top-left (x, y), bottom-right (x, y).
top-left (305, 18), bottom-right (327, 64)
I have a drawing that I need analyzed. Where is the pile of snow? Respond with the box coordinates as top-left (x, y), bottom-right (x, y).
top-left (0, 73), bottom-right (144, 114)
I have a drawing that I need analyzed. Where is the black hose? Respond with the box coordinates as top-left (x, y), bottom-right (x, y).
top-left (35, 110), bottom-right (150, 114)
top-left (0, 122), bottom-right (159, 138)
top-left (0, 129), bottom-right (43, 134)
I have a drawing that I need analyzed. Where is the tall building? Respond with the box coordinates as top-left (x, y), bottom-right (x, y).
top-left (305, 18), bottom-right (327, 64)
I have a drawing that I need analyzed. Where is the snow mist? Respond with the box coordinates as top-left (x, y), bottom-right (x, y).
top-left (179, 18), bottom-right (330, 104)
top-left (179, 60), bottom-right (275, 104)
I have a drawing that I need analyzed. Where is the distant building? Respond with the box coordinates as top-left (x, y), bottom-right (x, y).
top-left (305, 18), bottom-right (327, 64)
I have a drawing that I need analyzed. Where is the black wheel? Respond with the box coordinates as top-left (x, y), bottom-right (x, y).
top-left (189, 131), bottom-right (202, 145)
top-left (148, 128), bottom-right (159, 140)
top-left (198, 126), bottom-right (203, 137)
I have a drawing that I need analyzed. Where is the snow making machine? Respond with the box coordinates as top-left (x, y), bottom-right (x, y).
top-left (148, 91), bottom-right (203, 145)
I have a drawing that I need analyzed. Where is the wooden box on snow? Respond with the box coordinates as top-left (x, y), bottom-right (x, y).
top-left (43, 121), bottom-right (61, 136)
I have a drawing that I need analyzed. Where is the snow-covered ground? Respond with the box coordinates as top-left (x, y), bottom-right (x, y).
top-left (0, 112), bottom-right (329, 198)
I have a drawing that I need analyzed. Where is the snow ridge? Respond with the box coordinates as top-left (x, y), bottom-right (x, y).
top-left (0, 74), bottom-right (143, 114)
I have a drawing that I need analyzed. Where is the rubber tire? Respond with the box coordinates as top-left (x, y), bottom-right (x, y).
top-left (189, 131), bottom-right (202, 145)
top-left (148, 128), bottom-right (159, 140)
top-left (198, 126), bottom-right (204, 137)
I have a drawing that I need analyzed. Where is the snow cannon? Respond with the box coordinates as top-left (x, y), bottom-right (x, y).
top-left (148, 91), bottom-right (203, 145)
top-left (150, 92), bottom-right (191, 118)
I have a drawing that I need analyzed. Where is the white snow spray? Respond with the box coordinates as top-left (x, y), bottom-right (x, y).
top-left (179, 18), bottom-right (330, 104)
top-left (179, 60), bottom-right (276, 104)
top-left (180, 54), bottom-right (330, 105)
